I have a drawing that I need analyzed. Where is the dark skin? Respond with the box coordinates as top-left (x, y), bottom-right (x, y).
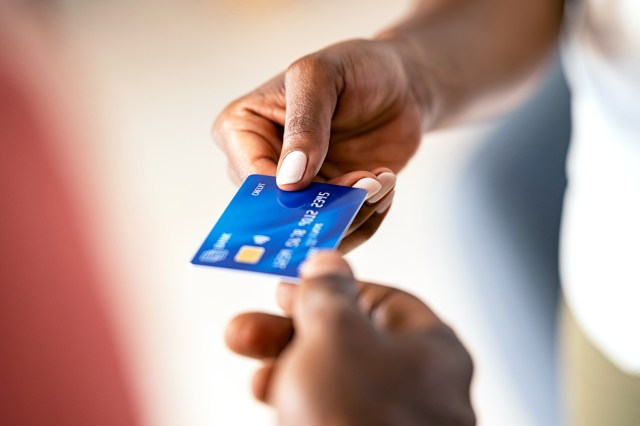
top-left (226, 252), bottom-right (475, 426)
top-left (213, 39), bottom-right (423, 186)
top-left (311, 168), bottom-right (396, 254)
top-left (213, 39), bottom-right (417, 252)
top-left (218, 0), bottom-right (565, 423)
top-left (213, 1), bottom-right (563, 252)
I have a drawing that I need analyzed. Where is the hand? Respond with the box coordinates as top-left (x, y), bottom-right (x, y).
top-left (225, 252), bottom-right (475, 426)
top-left (321, 169), bottom-right (396, 254)
top-left (213, 39), bottom-right (424, 188)
top-left (213, 39), bottom-right (426, 251)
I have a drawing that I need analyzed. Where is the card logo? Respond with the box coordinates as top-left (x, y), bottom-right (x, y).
top-left (252, 183), bottom-right (266, 197)
top-left (200, 249), bottom-right (229, 263)
top-left (252, 235), bottom-right (271, 245)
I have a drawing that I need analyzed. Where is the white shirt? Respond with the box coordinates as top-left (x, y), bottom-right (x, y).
top-left (561, 0), bottom-right (640, 373)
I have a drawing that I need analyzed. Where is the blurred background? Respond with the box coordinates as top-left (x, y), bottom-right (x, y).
top-left (9, 0), bottom-right (571, 424)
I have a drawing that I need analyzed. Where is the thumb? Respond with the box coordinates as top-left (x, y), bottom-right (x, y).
top-left (293, 251), bottom-right (363, 338)
top-left (276, 55), bottom-right (341, 190)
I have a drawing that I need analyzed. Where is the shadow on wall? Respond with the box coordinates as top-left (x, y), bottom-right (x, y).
top-left (454, 57), bottom-right (571, 426)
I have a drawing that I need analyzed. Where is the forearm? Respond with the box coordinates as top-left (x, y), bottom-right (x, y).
top-left (377, 0), bottom-right (564, 128)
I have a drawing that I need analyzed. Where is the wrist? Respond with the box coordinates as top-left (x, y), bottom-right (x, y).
top-left (373, 32), bottom-right (451, 132)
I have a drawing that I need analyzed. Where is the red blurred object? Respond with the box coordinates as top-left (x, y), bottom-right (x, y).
top-left (0, 11), bottom-right (137, 426)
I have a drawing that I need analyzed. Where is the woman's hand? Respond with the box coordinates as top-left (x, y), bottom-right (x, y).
top-left (213, 39), bottom-right (427, 252)
top-left (213, 39), bottom-right (425, 189)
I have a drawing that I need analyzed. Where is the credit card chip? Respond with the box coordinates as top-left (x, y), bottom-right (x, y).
top-left (234, 246), bottom-right (265, 264)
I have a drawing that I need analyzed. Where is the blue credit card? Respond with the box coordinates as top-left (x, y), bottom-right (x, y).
top-left (192, 174), bottom-right (367, 280)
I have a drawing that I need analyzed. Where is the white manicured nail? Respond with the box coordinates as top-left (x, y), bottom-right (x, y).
top-left (367, 172), bottom-right (396, 204)
top-left (277, 151), bottom-right (307, 186)
top-left (352, 177), bottom-right (382, 201)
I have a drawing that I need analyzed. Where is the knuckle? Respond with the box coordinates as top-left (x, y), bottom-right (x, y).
top-left (285, 114), bottom-right (322, 140)
top-left (211, 115), bottom-right (226, 147)
top-left (303, 278), bottom-right (358, 322)
top-left (212, 98), bottom-right (260, 150)
top-left (287, 53), bottom-right (330, 77)
top-left (285, 53), bottom-right (340, 91)
top-left (309, 295), bottom-right (356, 327)
top-left (211, 100), bottom-right (242, 147)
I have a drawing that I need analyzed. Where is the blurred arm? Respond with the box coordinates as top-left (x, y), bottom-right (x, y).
top-left (378, 0), bottom-right (565, 127)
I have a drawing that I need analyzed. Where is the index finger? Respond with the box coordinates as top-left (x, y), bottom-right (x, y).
top-left (219, 127), bottom-right (279, 185)
top-left (212, 80), bottom-right (287, 185)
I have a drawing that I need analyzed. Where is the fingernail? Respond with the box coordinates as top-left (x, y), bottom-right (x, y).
top-left (300, 251), bottom-right (352, 280)
top-left (376, 190), bottom-right (395, 214)
top-left (277, 282), bottom-right (295, 309)
top-left (277, 151), bottom-right (307, 186)
top-left (367, 172), bottom-right (396, 204)
top-left (352, 177), bottom-right (382, 201)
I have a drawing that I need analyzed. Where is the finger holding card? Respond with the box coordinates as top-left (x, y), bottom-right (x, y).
top-left (324, 168), bottom-right (396, 253)
top-left (192, 175), bottom-right (368, 280)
